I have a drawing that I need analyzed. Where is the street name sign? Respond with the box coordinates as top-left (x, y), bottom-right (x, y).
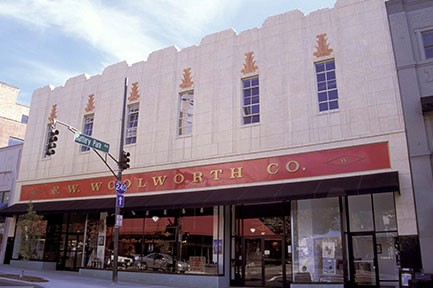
top-left (74, 133), bottom-right (110, 153)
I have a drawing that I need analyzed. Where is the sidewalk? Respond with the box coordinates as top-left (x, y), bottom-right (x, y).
top-left (0, 265), bottom-right (176, 288)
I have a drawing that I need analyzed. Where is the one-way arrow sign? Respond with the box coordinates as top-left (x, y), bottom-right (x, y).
top-left (116, 194), bottom-right (124, 208)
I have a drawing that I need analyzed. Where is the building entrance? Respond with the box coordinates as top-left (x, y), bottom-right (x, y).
top-left (231, 203), bottom-right (291, 288)
top-left (348, 233), bottom-right (378, 287)
top-left (244, 236), bottom-right (286, 287)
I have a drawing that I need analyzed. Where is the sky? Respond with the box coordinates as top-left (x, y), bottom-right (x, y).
top-left (0, 0), bottom-right (336, 106)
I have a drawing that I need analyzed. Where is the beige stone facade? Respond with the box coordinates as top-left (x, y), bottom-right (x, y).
top-left (2, 1), bottom-right (419, 286)
top-left (0, 82), bottom-right (29, 148)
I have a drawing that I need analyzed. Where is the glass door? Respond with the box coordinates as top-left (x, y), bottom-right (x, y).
top-left (350, 234), bottom-right (378, 287)
top-left (244, 237), bottom-right (284, 287)
top-left (245, 238), bottom-right (263, 286)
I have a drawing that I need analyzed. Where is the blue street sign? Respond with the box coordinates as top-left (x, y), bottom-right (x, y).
top-left (116, 194), bottom-right (124, 208)
top-left (115, 181), bottom-right (127, 195)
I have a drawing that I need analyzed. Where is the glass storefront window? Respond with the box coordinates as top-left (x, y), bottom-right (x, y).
top-left (292, 198), bottom-right (343, 283)
top-left (348, 194), bottom-right (374, 232)
top-left (12, 216), bottom-right (47, 260)
top-left (373, 193), bottom-right (397, 232)
top-left (102, 206), bottom-right (224, 275)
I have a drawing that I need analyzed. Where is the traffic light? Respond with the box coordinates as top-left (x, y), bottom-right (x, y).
top-left (46, 128), bottom-right (59, 156)
top-left (119, 150), bottom-right (130, 170)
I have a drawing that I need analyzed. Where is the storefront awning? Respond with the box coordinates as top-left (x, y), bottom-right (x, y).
top-left (0, 171), bottom-right (399, 216)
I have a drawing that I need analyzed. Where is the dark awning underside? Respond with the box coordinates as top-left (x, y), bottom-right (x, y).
top-left (0, 171), bottom-right (399, 216)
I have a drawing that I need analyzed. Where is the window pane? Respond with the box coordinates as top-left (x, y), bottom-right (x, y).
top-left (244, 89), bottom-right (251, 97)
top-left (348, 195), bottom-right (374, 232)
top-left (329, 100), bottom-right (339, 110)
top-left (319, 102), bottom-right (328, 112)
top-left (318, 92), bottom-right (328, 102)
top-left (251, 78), bottom-right (259, 86)
top-left (317, 73), bottom-right (326, 82)
top-left (252, 87), bottom-right (259, 96)
top-left (244, 117), bottom-right (252, 125)
top-left (328, 90), bottom-right (338, 100)
top-left (326, 71), bottom-right (336, 80)
top-left (252, 96), bottom-right (259, 104)
top-left (315, 63), bottom-right (325, 73)
top-left (292, 198), bottom-right (343, 283)
top-left (373, 193), bottom-right (397, 231)
top-left (376, 232), bottom-right (399, 281)
top-left (422, 31), bottom-right (433, 45)
top-left (244, 98), bottom-right (251, 105)
top-left (327, 80), bottom-right (337, 90)
top-left (252, 105), bottom-right (259, 114)
top-left (425, 47), bottom-right (433, 59)
top-left (325, 61), bottom-right (335, 70)
top-left (252, 115), bottom-right (260, 123)
top-left (243, 79), bottom-right (251, 88)
top-left (21, 114), bottom-right (28, 124)
top-left (318, 82), bottom-right (326, 91)
top-left (244, 107), bottom-right (251, 116)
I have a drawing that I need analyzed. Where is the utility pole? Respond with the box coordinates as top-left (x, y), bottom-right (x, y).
top-left (112, 77), bottom-right (128, 283)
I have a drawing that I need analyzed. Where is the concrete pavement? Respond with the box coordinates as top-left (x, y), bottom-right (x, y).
top-left (0, 265), bottom-right (177, 288)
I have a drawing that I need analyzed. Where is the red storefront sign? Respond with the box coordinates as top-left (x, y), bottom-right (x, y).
top-left (21, 142), bottom-right (390, 201)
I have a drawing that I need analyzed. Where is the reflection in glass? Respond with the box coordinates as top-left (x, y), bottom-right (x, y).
top-left (352, 235), bottom-right (376, 285)
top-left (292, 198), bottom-right (343, 283)
top-left (373, 193), bottom-right (397, 231)
top-left (348, 195), bottom-right (373, 232)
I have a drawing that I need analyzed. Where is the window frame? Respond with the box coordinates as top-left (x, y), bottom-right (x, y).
top-left (8, 137), bottom-right (23, 146)
top-left (177, 90), bottom-right (194, 136)
top-left (241, 76), bottom-right (260, 125)
top-left (125, 103), bottom-right (139, 145)
top-left (416, 28), bottom-right (433, 60)
top-left (80, 114), bottom-right (94, 152)
top-left (315, 59), bottom-right (339, 113)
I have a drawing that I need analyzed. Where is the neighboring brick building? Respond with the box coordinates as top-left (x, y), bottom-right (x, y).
top-left (0, 1), bottom-right (420, 287)
top-left (0, 82), bottom-right (29, 148)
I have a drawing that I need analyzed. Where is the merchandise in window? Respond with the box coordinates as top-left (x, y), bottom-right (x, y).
top-left (292, 198), bottom-right (343, 283)
top-left (242, 77), bottom-right (260, 124)
top-left (316, 60), bottom-right (339, 112)
top-left (126, 104), bottom-right (139, 145)
top-left (178, 91), bottom-right (194, 136)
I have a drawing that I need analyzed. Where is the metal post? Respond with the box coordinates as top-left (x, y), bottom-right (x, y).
top-left (113, 77), bottom-right (128, 283)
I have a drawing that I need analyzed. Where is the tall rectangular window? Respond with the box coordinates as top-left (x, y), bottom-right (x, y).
top-left (316, 60), bottom-right (338, 112)
top-left (178, 91), bottom-right (194, 136)
top-left (81, 114), bottom-right (94, 152)
top-left (422, 30), bottom-right (433, 59)
top-left (242, 76), bottom-right (260, 124)
top-left (126, 104), bottom-right (139, 145)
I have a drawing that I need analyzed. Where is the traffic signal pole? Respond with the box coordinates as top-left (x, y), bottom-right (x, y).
top-left (113, 77), bottom-right (128, 283)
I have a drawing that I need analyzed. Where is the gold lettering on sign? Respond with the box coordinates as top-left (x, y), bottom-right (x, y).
top-left (68, 184), bottom-right (80, 193)
top-left (51, 186), bottom-right (60, 195)
top-left (152, 176), bottom-right (167, 186)
top-left (267, 163), bottom-right (279, 175)
top-left (174, 174), bottom-right (185, 185)
top-left (210, 169), bottom-right (223, 181)
top-left (108, 181), bottom-right (115, 190)
top-left (192, 172), bottom-right (204, 183)
top-left (90, 182), bottom-right (102, 192)
top-left (137, 178), bottom-right (146, 188)
top-left (285, 161), bottom-right (300, 173)
top-left (124, 179), bottom-right (132, 188)
top-left (230, 167), bottom-right (244, 179)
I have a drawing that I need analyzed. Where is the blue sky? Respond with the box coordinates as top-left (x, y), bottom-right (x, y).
top-left (0, 0), bottom-right (336, 106)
